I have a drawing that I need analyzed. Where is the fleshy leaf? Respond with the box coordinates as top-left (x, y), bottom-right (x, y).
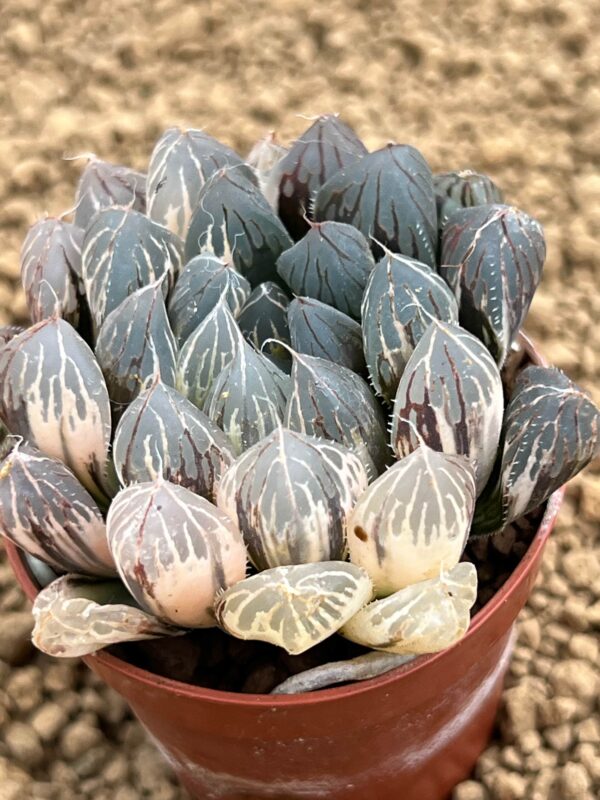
top-left (82, 206), bottom-right (181, 332)
top-left (107, 480), bottom-right (247, 628)
top-left (0, 319), bottom-right (112, 499)
top-left (176, 297), bottom-right (243, 410)
top-left (362, 252), bottom-right (458, 401)
top-left (315, 144), bottom-right (437, 267)
top-left (95, 282), bottom-right (177, 409)
top-left (246, 132), bottom-right (288, 208)
top-left (147, 127), bottom-right (249, 238)
top-left (266, 114), bottom-right (367, 240)
top-left (288, 296), bottom-right (365, 374)
top-left (73, 157), bottom-right (146, 230)
top-left (440, 204), bottom-right (545, 365)
top-left (285, 349), bottom-right (390, 478)
top-left (216, 428), bottom-right (368, 570)
top-left (237, 282), bottom-right (291, 370)
top-left (501, 366), bottom-right (600, 524)
top-left (113, 377), bottom-right (235, 501)
top-left (168, 253), bottom-right (251, 347)
top-left (391, 321), bottom-right (503, 494)
top-left (434, 170), bottom-right (503, 231)
top-left (0, 445), bottom-right (114, 577)
top-left (341, 562), bottom-right (477, 655)
top-left (276, 221), bottom-right (374, 319)
top-left (32, 575), bottom-right (179, 658)
top-left (215, 562), bottom-right (373, 655)
top-left (20, 218), bottom-right (85, 327)
top-left (184, 165), bottom-right (292, 286)
top-left (203, 339), bottom-right (289, 455)
top-left (347, 445), bottom-right (476, 596)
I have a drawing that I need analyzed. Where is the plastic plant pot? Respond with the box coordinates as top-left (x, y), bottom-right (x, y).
top-left (4, 340), bottom-right (565, 800)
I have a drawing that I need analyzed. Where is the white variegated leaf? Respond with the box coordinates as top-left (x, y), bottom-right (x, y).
top-left (74, 157), bottom-right (146, 230)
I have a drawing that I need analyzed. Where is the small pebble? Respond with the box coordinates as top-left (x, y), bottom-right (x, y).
top-left (60, 721), bottom-right (103, 761)
top-left (5, 722), bottom-right (44, 767)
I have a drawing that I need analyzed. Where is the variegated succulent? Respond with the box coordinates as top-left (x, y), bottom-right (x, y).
top-left (1, 115), bottom-right (599, 695)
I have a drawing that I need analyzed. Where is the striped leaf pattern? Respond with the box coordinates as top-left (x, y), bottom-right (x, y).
top-left (341, 562), bottom-right (477, 655)
top-left (284, 350), bottom-right (390, 479)
top-left (362, 253), bottom-right (459, 401)
top-left (266, 114), bottom-right (367, 240)
top-left (112, 377), bottom-right (235, 501)
top-left (434, 170), bottom-right (503, 231)
top-left (347, 445), bottom-right (476, 596)
top-left (184, 166), bottom-right (292, 286)
top-left (107, 480), bottom-right (247, 627)
top-left (315, 144), bottom-right (438, 267)
top-left (215, 561), bottom-right (373, 655)
top-left (0, 445), bottom-right (114, 577)
top-left (32, 575), bottom-right (178, 657)
top-left (176, 298), bottom-right (243, 410)
top-left (501, 366), bottom-right (600, 524)
top-left (391, 321), bottom-right (503, 494)
top-left (288, 296), bottom-right (366, 374)
top-left (20, 218), bottom-right (85, 327)
top-left (276, 221), bottom-right (375, 319)
top-left (203, 339), bottom-right (289, 455)
top-left (237, 282), bottom-right (290, 349)
top-left (216, 428), bottom-right (368, 570)
top-left (0, 319), bottom-right (112, 499)
top-left (74, 157), bottom-right (146, 230)
top-left (440, 204), bottom-right (545, 365)
top-left (168, 254), bottom-right (251, 347)
top-left (82, 207), bottom-right (181, 332)
top-left (147, 127), bottom-right (249, 238)
top-left (95, 282), bottom-right (177, 408)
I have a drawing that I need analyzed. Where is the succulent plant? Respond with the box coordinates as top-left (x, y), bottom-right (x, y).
top-left (73, 156), bottom-right (146, 230)
top-left (236, 281), bottom-right (291, 362)
top-left (216, 428), bottom-right (368, 569)
top-left (434, 170), bottom-right (503, 231)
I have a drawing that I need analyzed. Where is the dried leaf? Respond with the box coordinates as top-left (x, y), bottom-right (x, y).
top-left (32, 575), bottom-right (179, 658)
top-left (347, 445), bottom-right (476, 595)
top-left (246, 132), bottom-right (288, 208)
top-left (74, 157), bottom-right (146, 230)
top-left (315, 144), bottom-right (437, 266)
top-left (107, 480), bottom-right (247, 627)
top-left (217, 428), bottom-right (368, 570)
top-left (391, 321), bottom-right (503, 494)
top-left (362, 252), bottom-right (458, 401)
top-left (0, 445), bottom-right (114, 576)
top-left (440, 204), bottom-right (545, 365)
top-left (112, 377), bottom-right (235, 501)
top-left (215, 562), bottom-right (373, 655)
top-left (434, 170), bottom-right (503, 231)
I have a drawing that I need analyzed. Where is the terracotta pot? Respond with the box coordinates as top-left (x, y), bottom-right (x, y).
top-left (4, 341), bottom-right (565, 800)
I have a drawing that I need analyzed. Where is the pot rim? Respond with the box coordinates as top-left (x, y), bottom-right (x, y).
top-left (4, 333), bottom-right (565, 706)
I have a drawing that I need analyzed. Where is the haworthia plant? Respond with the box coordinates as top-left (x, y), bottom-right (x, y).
top-left (237, 281), bottom-right (291, 350)
top-left (147, 127), bottom-right (250, 239)
top-left (167, 254), bottom-right (251, 347)
top-left (0, 445), bottom-right (114, 577)
top-left (20, 217), bottom-right (85, 328)
top-left (347, 445), bottom-right (476, 596)
top-left (203, 339), bottom-right (289, 455)
top-left (112, 377), bottom-right (235, 501)
top-left (95, 282), bottom-right (177, 409)
top-left (215, 561), bottom-right (373, 655)
top-left (266, 114), bottom-right (367, 240)
top-left (32, 575), bottom-right (179, 658)
top-left (184, 165), bottom-right (292, 286)
top-left (216, 428), bottom-right (368, 570)
top-left (341, 562), bottom-right (478, 655)
top-left (0, 318), bottom-right (112, 500)
top-left (73, 156), bottom-right (146, 230)
top-left (107, 480), bottom-right (247, 627)
top-left (276, 221), bottom-right (375, 319)
top-left (284, 349), bottom-right (390, 478)
top-left (434, 170), bottom-right (503, 232)
top-left (440, 204), bottom-right (545, 366)
top-left (176, 297), bottom-right (243, 410)
top-left (361, 252), bottom-right (459, 401)
top-left (315, 144), bottom-right (438, 267)
top-left (288, 296), bottom-right (365, 374)
top-left (81, 206), bottom-right (181, 332)
top-left (391, 321), bottom-right (503, 494)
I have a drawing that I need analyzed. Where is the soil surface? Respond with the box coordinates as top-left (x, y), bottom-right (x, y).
top-left (0, 1), bottom-right (599, 798)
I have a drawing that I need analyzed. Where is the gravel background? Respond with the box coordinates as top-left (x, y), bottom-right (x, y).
top-left (0, 1), bottom-right (599, 798)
